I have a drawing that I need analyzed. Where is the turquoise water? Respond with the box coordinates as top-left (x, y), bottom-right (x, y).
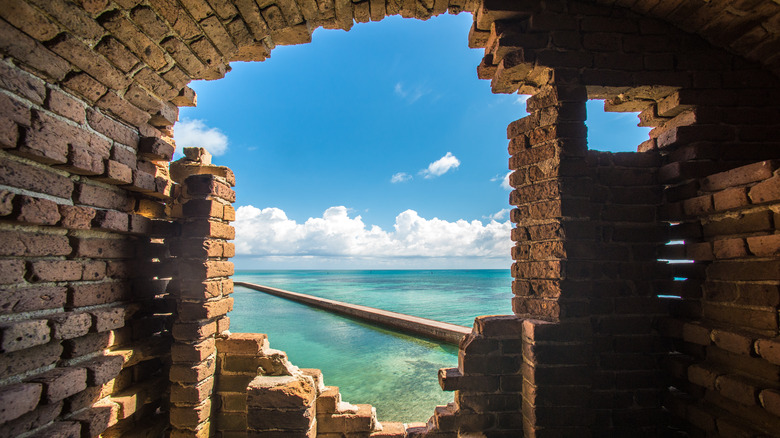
top-left (229, 269), bottom-right (512, 422)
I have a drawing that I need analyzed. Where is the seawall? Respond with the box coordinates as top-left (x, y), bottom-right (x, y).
top-left (234, 282), bottom-right (471, 345)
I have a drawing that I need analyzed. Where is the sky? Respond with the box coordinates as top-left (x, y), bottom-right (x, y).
top-left (176, 12), bottom-right (651, 270)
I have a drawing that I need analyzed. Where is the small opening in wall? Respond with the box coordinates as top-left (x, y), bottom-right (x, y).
top-left (585, 100), bottom-right (652, 152)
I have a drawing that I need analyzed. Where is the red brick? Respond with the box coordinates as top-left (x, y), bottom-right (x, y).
top-left (47, 33), bottom-right (129, 90)
top-left (0, 190), bottom-right (13, 216)
top-left (746, 234), bottom-right (780, 257)
top-left (701, 160), bottom-right (779, 192)
top-left (73, 237), bottom-right (135, 259)
top-left (716, 374), bottom-right (759, 406)
top-left (99, 10), bottom-right (167, 69)
top-left (98, 160), bottom-right (134, 185)
top-left (12, 195), bottom-right (61, 225)
top-left (0, 55), bottom-right (46, 104)
top-left (50, 312), bottom-right (92, 340)
top-left (61, 72), bottom-right (107, 105)
top-left (0, 259), bottom-right (25, 284)
top-left (215, 333), bottom-right (267, 355)
top-left (169, 356), bottom-right (216, 384)
top-left (0, 319), bottom-right (50, 353)
top-left (0, 156), bottom-right (74, 199)
top-left (58, 205), bottom-right (95, 230)
top-left (748, 175), bottom-right (780, 204)
top-left (171, 338), bottom-right (215, 363)
top-left (92, 209), bottom-right (130, 232)
top-left (712, 238), bottom-right (748, 259)
top-left (0, 18), bottom-right (70, 81)
top-left (755, 339), bottom-right (780, 366)
top-left (712, 187), bottom-right (749, 211)
top-left (172, 320), bottom-right (217, 341)
top-left (85, 355), bottom-right (124, 386)
top-left (0, 285), bottom-right (67, 315)
top-left (94, 36), bottom-right (140, 73)
top-left (177, 297), bottom-right (234, 322)
top-left (69, 282), bottom-right (131, 307)
top-left (81, 261), bottom-right (106, 281)
top-left (0, 383), bottom-right (42, 423)
top-left (27, 421), bottom-right (81, 438)
top-left (62, 332), bottom-right (110, 359)
top-left (91, 307), bottom-right (125, 332)
top-left (75, 183), bottom-right (135, 212)
top-left (67, 403), bottom-right (114, 437)
top-left (703, 210), bottom-right (772, 236)
top-left (86, 108), bottom-right (139, 147)
top-left (181, 221), bottom-right (235, 240)
top-left (184, 175), bottom-right (236, 202)
top-left (0, 231), bottom-right (70, 257)
top-left (0, 342), bottom-right (62, 377)
top-left (28, 260), bottom-right (82, 282)
top-left (17, 110), bottom-right (83, 165)
top-left (46, 88), bottom-right (86, 123)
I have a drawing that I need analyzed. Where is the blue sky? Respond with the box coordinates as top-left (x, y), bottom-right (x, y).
top-left (176, 12), bottom-right (650, 269)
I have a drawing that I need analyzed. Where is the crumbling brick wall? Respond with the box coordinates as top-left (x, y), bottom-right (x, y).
top-left (1, 0), bottom-right (779, 437)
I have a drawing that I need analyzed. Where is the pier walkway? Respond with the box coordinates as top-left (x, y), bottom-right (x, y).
top-left (234, 282), bottom-right (471, 345)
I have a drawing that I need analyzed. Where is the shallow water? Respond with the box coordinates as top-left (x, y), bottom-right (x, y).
top-left (229, 270), bottom-right (512, 422)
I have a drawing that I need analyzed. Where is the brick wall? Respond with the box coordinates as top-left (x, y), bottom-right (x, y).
top-left (1, 0), bottom-right (779, 437)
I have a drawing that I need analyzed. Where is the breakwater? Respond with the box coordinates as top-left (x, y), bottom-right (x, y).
top-left (234, 281), bottom-right (471, 345)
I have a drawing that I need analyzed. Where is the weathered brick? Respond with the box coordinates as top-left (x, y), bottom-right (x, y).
top-left (73, 237), bottom-right (135, 259)
top-left (69, 281), bottom-right (131, 307)
top-left (0, 341), bottom-right (62, 377)
top-left (85, 355), bottom-right (125, 386)
top-left (748, 175), bottom-right (780, 204)
top-left (49, 312), bottom-right (92, 340)
top-left (92, 209), bottom-right (130, 232)
top-left (0, 383), bottom-right (42, 424)
top-left (0, 259), bottom-right (24, 284)
top-left (179, 260), bottom-right (235, 279)
top-left (701, 160), bottom-right (779, 192)
top-left (28, 260), bottom-right (82, 282)
top-left (170, 399), bottom-right (212, 429)
top-left (169, 356), bottom-right (216, 384)
top-left (0, 19), bottom-right (70, 81)
top-left (0, 319), bottom-right (50, 353)
top-left (62, 332), bottom-right (110, 359)
top-left (12, 195), bottom-right (60, 225)
top-left (0, 401), bottom-right (63, 438)
top-left (0, 285), bottom-right (67, 315)
top-left (170, 377), bottom-right (214, 404)
top-left (46, 88), bottom-right (86, 123)
top-left (0, 231), bottom-right (70, 257)
top-left (86, 108), bottom-right (138, 147)
top-left (177, 297), bottom-right (233, 322)
top-left (95, 91), bottom-right (149, 128)
top-left (75, 183), bottom-right (135, 212)
top-left (171, 338), bottom-right (215, 363)
top-left (59, 205), bottom-right (96, 229)
top-left (0, 158), bottom-right (74, 199)
top-left (755, 339), bottom-right (780, 366)
top-left (216, 332), bottom-right (267, 355)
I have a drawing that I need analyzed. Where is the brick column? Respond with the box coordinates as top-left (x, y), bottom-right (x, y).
top-left (168, 148), bottom-right (236, 438)
top-left (507, 85), bottom-right (596, 436)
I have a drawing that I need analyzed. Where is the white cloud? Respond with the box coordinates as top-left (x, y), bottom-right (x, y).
top-left (174, 119), bottom-right (229, 156)
top-left (515, 95), bottom-right (530, 105)
top-left (234, 206), bottom-right (512, 262)
top-left (394, 82), bottom-right (429, 103)
top-left (487, 208), bottom-right (510, 221)
top-left (390, 172), bottom-right (412, 183)
top-left (420, 152), bottom-right (460, 179)
top-left (490, 172), bottom-right (513, 191)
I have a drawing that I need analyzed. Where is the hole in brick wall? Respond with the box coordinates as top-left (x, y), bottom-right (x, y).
top-left (174, 14), bottom-right (518, 422)
top-left (586, 100), bottom-right (652, 152)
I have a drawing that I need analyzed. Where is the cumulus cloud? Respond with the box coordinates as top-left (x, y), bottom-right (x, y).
top-left (175, 119), bottom-right (229, 156)
top-left (234, 206), bottom-right (512, 261)
top-left (420, 152), bottom-right (460, 179)
top-left (390, 172), bottom-right (412, 183)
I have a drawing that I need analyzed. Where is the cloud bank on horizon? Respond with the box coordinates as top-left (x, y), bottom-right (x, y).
top-left (234, 205), bottom-right (512, 264)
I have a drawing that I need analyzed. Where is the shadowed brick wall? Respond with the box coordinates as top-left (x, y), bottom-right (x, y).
top-left (0, 0), bottom-right (779, 437)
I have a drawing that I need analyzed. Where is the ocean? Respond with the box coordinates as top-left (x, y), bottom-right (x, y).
top-left (229, 269), bottom-right (513, 422)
